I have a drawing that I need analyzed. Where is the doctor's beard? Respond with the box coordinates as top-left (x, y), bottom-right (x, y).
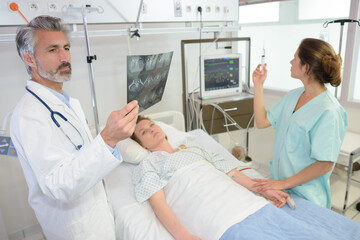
top-left (36, 61), bottom-right (72, 83)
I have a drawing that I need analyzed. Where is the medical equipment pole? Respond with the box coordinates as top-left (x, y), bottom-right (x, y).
top-left (135, 0), bottom-right (144, 28)
top-left (323, 19), bottom-right (360, 98)
top-left (81, 7), bottom-right (100, 135)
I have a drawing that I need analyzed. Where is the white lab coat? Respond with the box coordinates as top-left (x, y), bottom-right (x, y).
top-left (10, 80), bottom-right (121, 240)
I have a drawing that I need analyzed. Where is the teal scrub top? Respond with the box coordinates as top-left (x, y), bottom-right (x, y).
top-left (267, 87), bottom-right (348, 208)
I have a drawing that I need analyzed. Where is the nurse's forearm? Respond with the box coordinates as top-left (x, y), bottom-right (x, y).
top-left (149, 189), bottom-right (191, 239)
top-left (283, 161), bottom-right (334, 189)
top-left (253, 85), bottom-right (271, 129)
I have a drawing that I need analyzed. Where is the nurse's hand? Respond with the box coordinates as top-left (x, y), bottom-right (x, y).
top-left (252, 179), bottom-right (286, 192)
top-left (101, 100), bottom-right (139, 147)
top-left (252, 63), bottom-right (267, 87)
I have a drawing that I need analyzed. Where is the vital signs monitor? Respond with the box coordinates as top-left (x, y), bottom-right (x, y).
top-left (200, 53), bottom-right (242, 99)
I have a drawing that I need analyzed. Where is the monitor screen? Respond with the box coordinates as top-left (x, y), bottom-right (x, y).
top-left (200, 54), bottom-right (242, 99)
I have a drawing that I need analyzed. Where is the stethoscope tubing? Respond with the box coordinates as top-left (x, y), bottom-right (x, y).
top-left (25, 86), bottom-right (84, 150)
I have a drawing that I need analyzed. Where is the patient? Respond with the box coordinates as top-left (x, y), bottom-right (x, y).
top-left (131, 116), bottom-right (289, 240)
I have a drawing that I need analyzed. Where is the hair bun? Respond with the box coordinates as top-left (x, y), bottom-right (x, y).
top-left (322, 54), bottom-right (342, 87)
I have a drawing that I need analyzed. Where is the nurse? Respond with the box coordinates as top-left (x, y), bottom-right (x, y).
top-left (10, 16), bottom-right (138, 239)
top-left (252, 38), bottom-right (348, 208)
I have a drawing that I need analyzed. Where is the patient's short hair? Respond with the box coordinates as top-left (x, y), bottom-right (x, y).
top-left (131, 115), bottom-right (151, 144)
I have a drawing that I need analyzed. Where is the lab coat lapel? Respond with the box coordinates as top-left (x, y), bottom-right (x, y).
top-left (26, 80), bottom-right (64, 107)
top-left (26, 80), bottom-right (92, 143)
top-left (27, 81), bottom-right (79, 125)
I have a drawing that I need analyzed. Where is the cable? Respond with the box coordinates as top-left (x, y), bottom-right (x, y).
top-left (190, 34), bottom-right (222, 95)
top-left (200, 102), bottom-right (255, 150)
top-left (198, 6), bottom-right (202, 86)
top-left (188, 7), bottom-right (223, 130)
top-left (9, 3), bottom-right (29, 23)
top-left (9, 2), bottom-right (29, 23)
top-left (210, 106), bottom-right (216, 135)
top-left (198, 6), bottom-right (203, 122)
top-left (126, 24), bottom-right (132, 55)
top-left (242, 113), bottom-right (255, 155)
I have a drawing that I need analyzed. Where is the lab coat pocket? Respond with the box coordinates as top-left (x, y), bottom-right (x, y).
top-left (70, 200), bottom-right (115, 240)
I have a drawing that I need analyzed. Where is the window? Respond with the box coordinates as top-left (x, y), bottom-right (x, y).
top-left (299, 0), bottom-right (351, 20)
top-left (239, 2), bottom-right (279, 24)
top-left (239, 24), bottom-right (347, 92)
top-left (350, 23), bottom-right (360, 102)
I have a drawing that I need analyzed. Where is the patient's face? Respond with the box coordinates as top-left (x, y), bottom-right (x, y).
top-left (134, 120), bottom-right (167, 150)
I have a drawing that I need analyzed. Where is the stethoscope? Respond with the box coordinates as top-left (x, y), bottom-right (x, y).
top-left (25, 86), bottom-right (84, 150)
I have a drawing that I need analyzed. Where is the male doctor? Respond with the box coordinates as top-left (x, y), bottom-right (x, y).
top-left (10, 15), bottom-right (138, 239)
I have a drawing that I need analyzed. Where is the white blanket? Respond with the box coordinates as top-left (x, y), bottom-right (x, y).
top-left (166, 160), bottom-right (268, 240)
top-left (107, 129), bottom-right (267, 240)
top-left (114, 160), bottom-right (268, 240)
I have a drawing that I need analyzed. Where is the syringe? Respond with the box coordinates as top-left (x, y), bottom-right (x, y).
top-left (260, 46), bottom-right (265, 73)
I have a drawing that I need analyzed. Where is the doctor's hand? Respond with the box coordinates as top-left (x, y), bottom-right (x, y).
top-left (101, 100), bottom-right (139, 148)
top-left (252, 63), bottom-right (268, 87)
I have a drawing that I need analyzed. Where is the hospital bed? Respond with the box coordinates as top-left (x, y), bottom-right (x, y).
top-left (105, 111), bottom-right (360, 240)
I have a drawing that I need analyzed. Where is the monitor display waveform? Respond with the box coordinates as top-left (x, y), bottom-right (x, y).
top-left (204, 57), bottom-right (239, 91)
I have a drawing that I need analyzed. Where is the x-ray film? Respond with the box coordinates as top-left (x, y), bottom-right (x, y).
top-left (127, 51), bottom-right (173, 112)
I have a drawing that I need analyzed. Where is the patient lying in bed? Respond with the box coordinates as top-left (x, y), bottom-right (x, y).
top-left (131, 116), bottom-right (289, 239)
top-left (108, 115), bottom-right (360, 240)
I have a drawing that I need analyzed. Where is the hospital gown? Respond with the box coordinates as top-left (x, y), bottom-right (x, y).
top-left (132, 145), bottom-right (241, 202)
top-left (267, 87), bottom-right (348, 208)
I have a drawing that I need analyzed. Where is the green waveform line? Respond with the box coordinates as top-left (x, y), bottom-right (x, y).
top-left (205, 61), bottom-right (234, 66)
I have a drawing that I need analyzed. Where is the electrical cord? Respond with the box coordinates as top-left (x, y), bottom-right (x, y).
top-left (188, 90), bottom-right (200, 129)
top-left (190, 33), bottom-right (222, 90)
top-left (198, 6), bottom-right (203, 123)
top-left (199, 102), bottom-right (255, 151)
top-left (210, 106), bottom-right (216, 135)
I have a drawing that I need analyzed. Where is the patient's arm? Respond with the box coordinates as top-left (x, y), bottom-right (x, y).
top-left (228, 169), bottom-right (288, 207)
top-left (227, 169), bottom-right (257, 191)
top-left (149, 189), bottom-right (201, 240)
top-left (261, 189), bottom-right (288, 207)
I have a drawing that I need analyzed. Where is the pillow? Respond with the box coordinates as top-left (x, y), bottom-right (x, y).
top-left (117, 121), bottom-right (193, 164)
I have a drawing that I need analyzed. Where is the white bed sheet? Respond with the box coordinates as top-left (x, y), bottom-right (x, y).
top-left (105, 129), bottom-right (265, 240)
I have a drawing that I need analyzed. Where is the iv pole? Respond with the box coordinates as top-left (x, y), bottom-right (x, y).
top-left (324, 18), bottom-right (360, 215)
top-left (66, 5), bottom-right (102, 135)
top-left (81, 6), bottom-right (100, 135)
top-left (323, 18), bottom-right (360, 98)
